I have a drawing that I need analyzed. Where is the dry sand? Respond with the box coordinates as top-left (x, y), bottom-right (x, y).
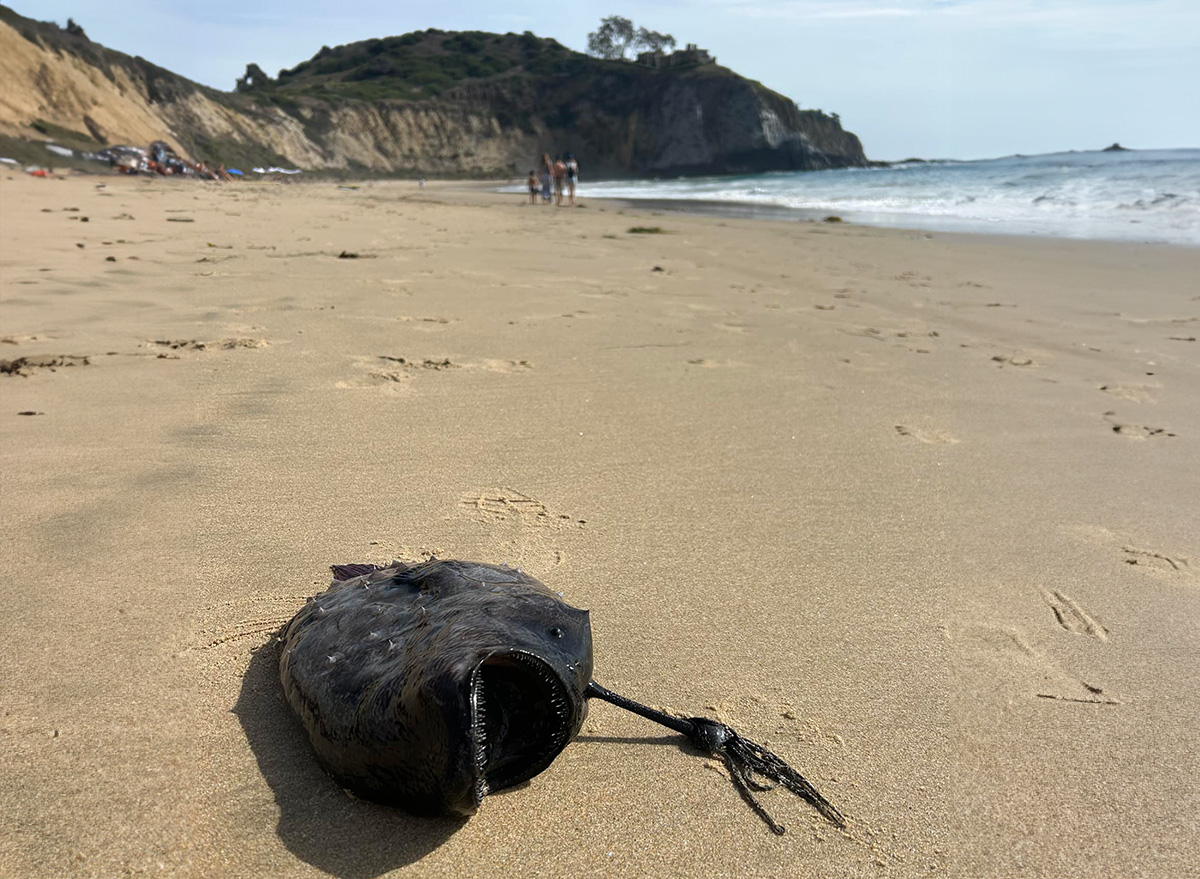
top-left (2, 172), bottom-right (1198, 879)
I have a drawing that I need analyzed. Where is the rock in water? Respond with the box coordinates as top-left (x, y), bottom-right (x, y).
top-left (280, 559), bottom-right (845, 832)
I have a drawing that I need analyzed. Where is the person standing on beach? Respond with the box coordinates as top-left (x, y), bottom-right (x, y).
top-left (552, 156), bottom-right (568, 206)
top-left (565, 154), bottom-right (579, 206)
top-left (540, 154), bottom-right (553, 204)
top-left (526, 170), bottom-right (539, 205)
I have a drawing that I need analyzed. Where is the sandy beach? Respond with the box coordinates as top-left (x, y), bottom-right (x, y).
top-left (2, 172), bottom-right (1198, 878)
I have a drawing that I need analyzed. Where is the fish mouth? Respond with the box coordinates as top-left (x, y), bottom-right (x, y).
top-left (469, 650), bottom-right (575, 806)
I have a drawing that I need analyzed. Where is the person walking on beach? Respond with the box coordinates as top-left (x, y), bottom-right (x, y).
top-left (540, 154), bottom-right (553, 204)
top-left (565, 153), bottom-right (579, 206)
top-left (552, 156), bottom-right (567, 206)
top-left (526, 169), bottom-right (539, 205)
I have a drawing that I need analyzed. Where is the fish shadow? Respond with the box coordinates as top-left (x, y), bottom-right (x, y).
top-left (576, 733), bottom-right (716, 763)
top-left (233, 641), bottom-right (464, 878)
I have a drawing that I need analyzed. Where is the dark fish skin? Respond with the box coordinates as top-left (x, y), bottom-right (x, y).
top-left (281, 557), bottom-right (846, 833)
top-left (279, 559), bottom-right (593, 817)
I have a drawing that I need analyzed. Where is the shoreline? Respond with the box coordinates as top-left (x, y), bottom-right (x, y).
top-left (595, 194), bottom-right (1200, 247)
top-left (518, 188), bottom-right (1200, 247)
top-left (479, 181), bottom-right (1200, 250)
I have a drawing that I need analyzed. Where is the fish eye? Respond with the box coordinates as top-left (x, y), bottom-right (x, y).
top-left (549, 627), bottom-right (564, 639)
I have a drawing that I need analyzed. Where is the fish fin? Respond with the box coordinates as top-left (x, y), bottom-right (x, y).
top-left (330, 563), bottom-right (382, 581)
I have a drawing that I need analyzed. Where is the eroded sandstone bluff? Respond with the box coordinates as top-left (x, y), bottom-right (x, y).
top-left (0, 6), bottom-right (867, 177)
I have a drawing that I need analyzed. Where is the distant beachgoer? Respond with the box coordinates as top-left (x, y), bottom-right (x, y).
top-left (526, 170), bottom-right (539, 204)
top-left (150, 140), bottom-right (170, 165)
top-left (540, 154), bottom-right (553, 203)
top-left (552, 156), bottom-right (567, 206)
top-left (565, 154), bottom-right (578, 206)
top-left (419, 177), bottom-right (425, 188)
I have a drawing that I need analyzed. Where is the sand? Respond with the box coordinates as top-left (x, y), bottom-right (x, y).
top-left (1, 171), bottom-right (1198, 879)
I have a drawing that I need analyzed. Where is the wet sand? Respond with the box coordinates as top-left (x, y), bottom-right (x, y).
top-left (2, 172), bottom-right (1198, 878)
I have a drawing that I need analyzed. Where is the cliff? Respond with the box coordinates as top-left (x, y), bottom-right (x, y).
top-left (0, 6), bottom-right (867, 177)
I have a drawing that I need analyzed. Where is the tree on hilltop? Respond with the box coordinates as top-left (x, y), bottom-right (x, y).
top-left (588, 16), bottom-right (635, 59)
top-left (635, 28), bottom-right (676, 53)
top-left (587, 16), bottom-right (677, 60)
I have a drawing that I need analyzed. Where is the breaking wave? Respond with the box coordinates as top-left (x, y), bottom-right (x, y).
top-left (578, 148), bottom-right (1200, 245)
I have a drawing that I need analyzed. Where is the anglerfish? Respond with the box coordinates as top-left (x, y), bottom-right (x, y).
top-left (279, 558), bottom-right (845, 833)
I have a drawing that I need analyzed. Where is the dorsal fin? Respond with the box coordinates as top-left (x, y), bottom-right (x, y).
top-left (331, 563), bottom-right (382, 581)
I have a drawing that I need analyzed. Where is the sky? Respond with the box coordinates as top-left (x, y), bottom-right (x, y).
top-left (15, 0), bottom-right (1200, 160)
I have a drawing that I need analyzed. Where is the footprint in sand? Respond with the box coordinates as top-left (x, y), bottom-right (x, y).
top-left (338, 354), bottom-right (455, 388)
top-left (1043, 591), bottom-right (1109, 641)
top-left (892, 271), bottom-right (933, 288)
top-left (838, 326), bottom-right (887, 342)
top-left (1103, 412), bottom-right (1176, 438)
top-left (686, 358), bottom-right (743, 369)
top-left (378, 355), bottom-right (457, 371)
top-left (471, 359), bottom-right (533, 374)
top-left (145, 338), bottom-right (268, 352)
top-left (407, 316), bottom-right (453, 331)
top-left (990, 354), bottom-right (1036, 368)
top-left (336, 357), bottom-right (413, 393)
top-left (0, 355), bottom-right (90, 376)
top-left (338, 355), bottom-right (530, 392)
top-left (1099, 383), bottom-right (1158, 403)
top-left (1122, 546), bottom-right (1191, 576)
top-left (1065, 525), bottom-right (1192, 581)
top-left (380, 355), bottom-right (531, 374)
top-left (459, 489), bottom-right (585, 530)
top-left (458, 489), bottom-right (583, 571)
top-left (894, 424), bottom-right (959, 444)
top-left (955, 625), bottom-right (1120, 705)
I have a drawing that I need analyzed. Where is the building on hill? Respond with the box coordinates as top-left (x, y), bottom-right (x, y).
top-left (636, 43), bottom-right (715, 70)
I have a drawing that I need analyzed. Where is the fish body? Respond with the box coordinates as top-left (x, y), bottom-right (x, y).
top-left (279, 559), bottom-right (593, 816)
top-left (281, 557), bottom-right (845, 833)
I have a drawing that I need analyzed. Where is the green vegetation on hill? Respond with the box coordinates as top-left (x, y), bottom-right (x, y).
top-left (248, 29), bottom-right (588, 101)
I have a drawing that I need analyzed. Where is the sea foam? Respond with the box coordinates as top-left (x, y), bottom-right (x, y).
top-left (576, 148), bottom-right (1200, 245)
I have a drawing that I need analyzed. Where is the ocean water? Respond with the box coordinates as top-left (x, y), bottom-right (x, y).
top-left (576, 149), bottom-right (1200, 246)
